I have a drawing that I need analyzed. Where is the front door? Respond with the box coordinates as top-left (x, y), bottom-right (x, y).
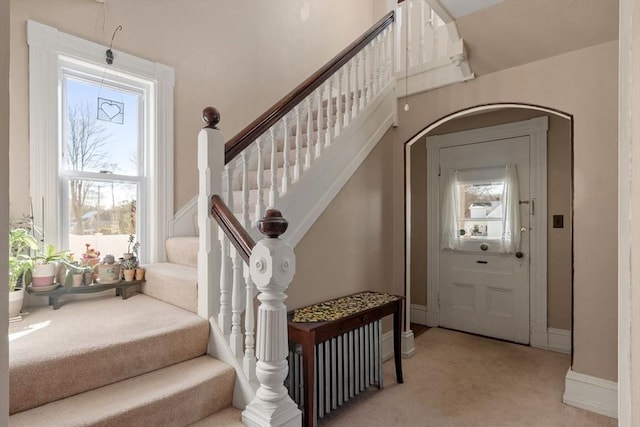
top-left (437, 136), bottom-right (531, 344)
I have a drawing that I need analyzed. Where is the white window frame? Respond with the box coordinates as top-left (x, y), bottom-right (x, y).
top-left (27, 20), bottom-right (174, 263)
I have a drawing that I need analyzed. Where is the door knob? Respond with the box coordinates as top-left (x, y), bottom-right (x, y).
top-left (515, 252), bottom-right (524, 258)
top-left (480, 244), bottom-right (488, 251)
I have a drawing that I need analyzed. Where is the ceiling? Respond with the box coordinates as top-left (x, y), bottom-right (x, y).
top-left (451, 0), bottom-right (619, 76)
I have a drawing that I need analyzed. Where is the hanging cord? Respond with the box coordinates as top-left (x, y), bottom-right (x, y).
top-left (404, 2), bottom-right (410, 111)
top-left (105, 25), bottom-right (122, 65)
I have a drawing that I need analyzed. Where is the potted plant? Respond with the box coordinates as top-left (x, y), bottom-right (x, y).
top-left (123, 234), bottom-right (140, 262)
top-left (32, 244), bottom-right (70, 288)
top-left (8, 228), bottom-right (38, 317)
top-left (121, 257), bottom-right (137, 282)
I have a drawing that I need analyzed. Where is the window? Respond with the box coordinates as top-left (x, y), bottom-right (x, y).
top-left (27, 21), bottom-right (174, 263)
top-left (457, 181), bottom-right (504, 240)
top-left (61, 68), bottom-right (145, 260)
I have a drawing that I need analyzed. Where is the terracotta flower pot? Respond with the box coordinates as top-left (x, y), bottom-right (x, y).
top-left (123, 269), bottom-right (135, 282)
top-left (135, 268), bottom-right (145, 281)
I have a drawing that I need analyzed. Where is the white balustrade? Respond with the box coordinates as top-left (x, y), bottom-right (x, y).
top-left (198, 15), bottom-right (396, 424)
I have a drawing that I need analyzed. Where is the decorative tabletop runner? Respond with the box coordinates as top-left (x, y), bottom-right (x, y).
top-left (292, 291), bottom-right (400, 323)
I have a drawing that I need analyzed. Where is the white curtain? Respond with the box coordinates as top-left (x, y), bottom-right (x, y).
top-left (440, 169), bottom-right (461, 251)
top-left (500, 163), bottom-right (521, 253)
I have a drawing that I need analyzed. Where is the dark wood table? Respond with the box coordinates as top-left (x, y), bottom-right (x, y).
top-left (287, 292), bottom-right (404, 427)
top-left (25, 280), bottom-right (144, 309)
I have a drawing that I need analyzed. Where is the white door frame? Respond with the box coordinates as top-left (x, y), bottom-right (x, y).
top-left (423, 117), bottom-right (552, 349)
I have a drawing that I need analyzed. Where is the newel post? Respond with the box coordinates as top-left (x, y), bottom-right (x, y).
top-left (242, 210), bottom-right (302, 427)
top-left (197, 107), bottom-right (224, 319)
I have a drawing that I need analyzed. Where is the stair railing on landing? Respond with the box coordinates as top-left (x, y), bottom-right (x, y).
top-left (197, 11), bottom-right (395, 426)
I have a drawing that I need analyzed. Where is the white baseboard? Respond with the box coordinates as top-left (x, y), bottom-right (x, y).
top-left (531, 327), bottom-right (571, 354)
top-left (426, 309), bottom-right (439, 327)
top-left (382, 330), bottom-right (416, 362)
top-left (402, 330), bottom-right (415, 358)
top-left (547, 328), bottom-right (571, 354)
top-left (563, 368), bottom-right (618, 419)
top-left (382, 330), bottom-right (394, 361)
top-left (410, 304), bottom-right (428, 325)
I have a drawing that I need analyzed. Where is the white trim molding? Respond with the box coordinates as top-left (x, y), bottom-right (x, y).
top-left (27, 20), bottom-right (174, 263)
top-left (410, 303), bottom-right (428, 325)
top-left (563, 368), bottom-right (618, 419)
top-left (382, 330), bottom-right (394, 361)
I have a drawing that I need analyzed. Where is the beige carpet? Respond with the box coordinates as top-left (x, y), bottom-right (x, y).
top-left (319, 328), bottom-right (616, 427)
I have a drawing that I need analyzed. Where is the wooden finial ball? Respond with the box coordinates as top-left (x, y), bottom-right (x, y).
top-left (202, 106), bottom-right (220, 129)
top-left (258, 209), bottom-right (288, 238)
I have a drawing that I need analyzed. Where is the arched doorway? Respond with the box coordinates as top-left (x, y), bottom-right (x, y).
top-left (405, 104), bottom-right (573, 354)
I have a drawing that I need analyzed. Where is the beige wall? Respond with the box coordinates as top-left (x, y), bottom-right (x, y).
top-left (9, 0), bottom-right (377, 217)
top-left (392, 40), bottom-right (618, 381)
top-left (1, 0), bottom-right (10, 421)
top-left (289, 127), bottom-right (396, 310)
top-left (410, 109), bottom-right (572, 330)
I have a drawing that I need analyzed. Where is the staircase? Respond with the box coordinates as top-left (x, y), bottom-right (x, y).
top-left (8, 4), bottom-right (472, 425)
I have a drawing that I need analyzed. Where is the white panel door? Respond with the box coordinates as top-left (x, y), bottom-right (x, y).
top-left (439, 136), bottom-right (530, 344)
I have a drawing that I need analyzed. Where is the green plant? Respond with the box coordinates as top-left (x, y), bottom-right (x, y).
top-left (121, 257), bottom-right (137, 270)
top-left (126, 234), bottom-right (140, 257)
top-left (8, 228), bottom-right (38, 292)
top-left (34, 244), bottom-right (70, 265)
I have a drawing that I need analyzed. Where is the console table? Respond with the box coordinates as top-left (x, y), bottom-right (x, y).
top-left (25, 280), bottom-right (144, 310)
top-left (287, 291), bottom-right (404, 427)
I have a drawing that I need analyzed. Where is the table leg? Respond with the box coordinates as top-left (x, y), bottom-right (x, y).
top-left (393, 301), bottom-right (404, 384)
top-left (302, 336), bottom-right (316, 427)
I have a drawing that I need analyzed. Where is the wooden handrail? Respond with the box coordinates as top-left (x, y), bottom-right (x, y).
top-left (224, 11), bottom-right (395, 164)
top-left (211, 195), bottom-right (255, 264)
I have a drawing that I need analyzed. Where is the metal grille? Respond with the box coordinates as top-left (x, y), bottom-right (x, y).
top-left (286, 320), bottom-right (383, 422)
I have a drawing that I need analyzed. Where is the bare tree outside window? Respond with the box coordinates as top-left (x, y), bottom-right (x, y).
top-left (66, 102), bottom-right (110, 234)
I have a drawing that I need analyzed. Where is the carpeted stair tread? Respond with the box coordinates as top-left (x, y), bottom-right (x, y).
top-left (188, 406), bottom-right (244, 426)
top-left (166, 236), bottom-right (199, 267)
top-left (142, 262), bottom-right (198, 313)
top-left (9, 294), bottom-right (209, 414)
top-left (9, 355), bottom-right (235, 427)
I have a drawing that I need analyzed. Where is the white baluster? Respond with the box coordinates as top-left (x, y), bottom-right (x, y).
top-left (218, 229), bottom-right (232, 334)
top-left (281, 116), bottom-right (290, 194)
top-left (269, 127), bottom-right (279, 206)
top-left (316, 89), bottom-right (324, 158)
top-left (345, 61), bottom-right (353, 126)
top-left (230, 245), bottom-right (245, 356)
top-left (305, 97), bottom-right (314, 169)
top-left (255, 137), bottom-right (266, 221)
top-left (243, 262), bottom-right (257, 382)
top-left (326, 79), bottom-right (333, 147)
top-left (242, 210), bottom-right (301, 426)
top-left (225, 162), bottom-right (235, 217)
top-left (353, 53), bottom-right (361, 117)
top-left (367, 43), bottom-right (374, 104)
top-left (336, 68), bottom-right (343, 137)
top-left (241, 151), bottom-right (250, 226)
top-left (293, 105), bottom-right (302, 181)
top-left (374, 36), bottom-right (381, 95)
